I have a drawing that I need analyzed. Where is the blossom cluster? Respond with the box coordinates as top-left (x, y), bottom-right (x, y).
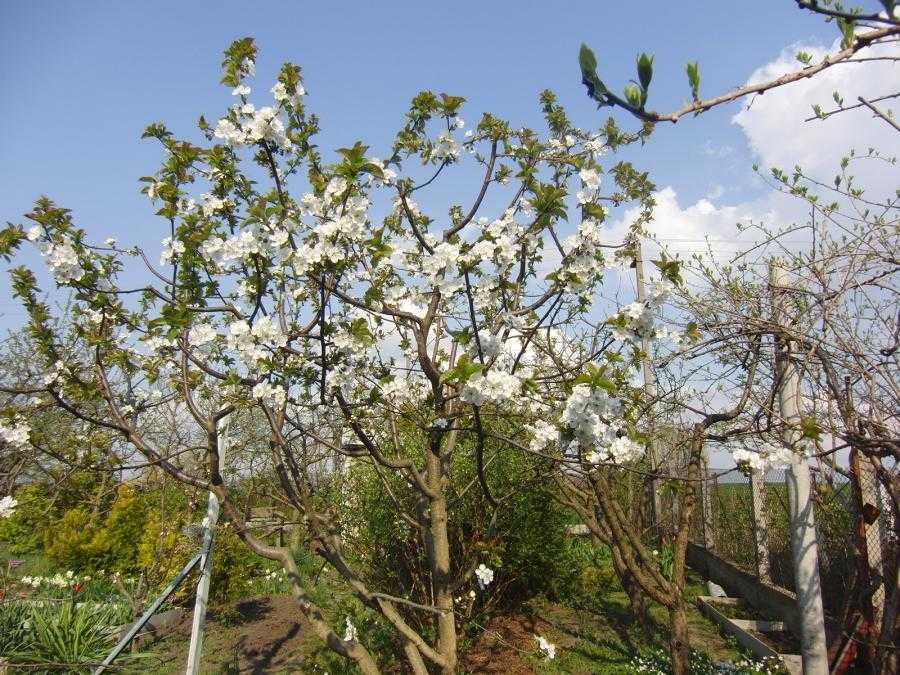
top-left (0, 494), bottom-right (18, 518)
top-left (731, 444), bottom-right (794, 474)
top-left (344, 617), bottom-right (358, 643)
top-left (584, 436), bottom-right (645, 465)
top-left (0, 419), bottom-right (31, 450)
top-left (611, 279), bottom-right (675, 343)
top-left (225, 316), bottom-right (288, 366)
top-left (475, 563), bottom-right (494, 589)
top-left (560, 384), bottom-right (643, 465)
top-left (459, 370), bottom-right (522, 406)
top-left (214, 99), bottom-right (293, 151)
top-left (526, 420), bottom-right (558, 453)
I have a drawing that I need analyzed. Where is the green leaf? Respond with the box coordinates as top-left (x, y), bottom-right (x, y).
top-left (636, 52), bottom-right (654, 94)
top-left (349, 318), bottom-right (374, 346)
top-left (685, 322), bottom-right (701, 342)
top-left (0, 224), bottom-right (26, 261)
top-left (651, 251), bottom-right (682, 284)
top-left (579, 43), bottom-right (607, 102)
top-left (800, 416), bottom-right (822, 441)
top-left (363, 285), bottom-right (383, 305)
top-left (141, 122), bottom-right (171, 140)
top-left (837, 18), bottom-right (855, 49)
top-left (220, 37), bottom-right (257, 87)
top-left (441, 354), bottom-right (483, 384)
top-left (623, 83), bottom-right (642, 109)
top-left (579, 43), bottom-right (598, 76)
top-left (685, 62), bottom-right (700, 102)
top-left (449, 327), bottom-right (472, 346)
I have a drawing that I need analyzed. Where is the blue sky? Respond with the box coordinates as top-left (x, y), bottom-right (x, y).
top-left (3, 2), bottom-right (896, 473)
top-left (0, 1), bottom-right (844, 330)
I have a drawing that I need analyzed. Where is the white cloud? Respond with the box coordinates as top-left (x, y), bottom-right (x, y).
top-left (606, 186), bottom-right (769, 264)
top-left (700, 140), bottom-right (733, 158)
top-left (607, 35), bottom-right (899, 263)
top-left (732, 37), bottom-right (900, 194)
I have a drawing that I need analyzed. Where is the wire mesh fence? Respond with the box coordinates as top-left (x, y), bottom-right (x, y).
top-left (693, 460), bottom-right (897, 627)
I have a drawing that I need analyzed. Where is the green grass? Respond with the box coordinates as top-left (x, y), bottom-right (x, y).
top-left (0, 542), bottom-right (54, 580)
top-left (521, 576), bottom-right (750, 674)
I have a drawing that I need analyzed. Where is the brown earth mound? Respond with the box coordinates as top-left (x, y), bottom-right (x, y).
top-left (148, 595), bottom-right (313, 673)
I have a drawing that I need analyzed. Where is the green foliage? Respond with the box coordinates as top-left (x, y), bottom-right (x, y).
top-left (209, 525), bottom-right (267, 603)
top-left (579, 43), bottom-right (606, 102)
top-left (82, 484), bottom-right (148, 572)
top-left (220, 37), bottom-right (257, 87)
top-left (4, 477), bottom-right (267, 607)
top-left (837, 17), bottom-right (856, 49)
top-left (338, 430), bottom-right (585, 618)
top-left (44, 508), bottom-right (96, 571)
top-left (636, 52), bottom-right (654, 108)
top-left (0, 224), bottom-right (26, 261)
top-left (6, 600), bottom-right (127, 670)
top-left (0, 601), bottom-right (30, 656)
top-left (0, 484), bottom-right (53, 553)
top-left (623, 82), bottom-right (643, 109)
top-left (686, 61), bottom-right (701, 101)
top-left (441, 353), bottom-right (483, 383)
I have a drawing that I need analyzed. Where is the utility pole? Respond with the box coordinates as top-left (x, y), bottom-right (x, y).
top-left (186, 416), bottom-right (230, 675)
top-left (770, 262), bottom-right (828, 674)
top-left (634, 240), bottom-right (662, 536)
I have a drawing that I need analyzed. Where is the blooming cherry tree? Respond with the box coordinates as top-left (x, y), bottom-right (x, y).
top-left (0, 38), bottom-right (667, 673)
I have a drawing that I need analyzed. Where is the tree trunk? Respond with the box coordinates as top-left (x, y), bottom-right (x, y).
top-left (403, 640), bottom-right (429, 675)
top-left (426, 447), bottom-right (457, 674)
top-left (668, 603), bottom-right (691, 675)
top-left (626, 575), bottom-right (650, 626)
top-left (610, 543), bottom-right (650, 626)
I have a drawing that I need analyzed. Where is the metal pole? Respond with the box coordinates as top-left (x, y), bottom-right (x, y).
top-left (185, 416), bottom-right (229, 674)
top-left (771, 262), bottom-right (829, 674)
top-left (634, 240), bottom-right (661, 536)
top-left (95, 553), bottom-right (202, 674)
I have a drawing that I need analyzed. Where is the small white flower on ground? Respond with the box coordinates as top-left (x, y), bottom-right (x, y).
top-left (343, 617), bottom-right (358, 643)
top-left (0, 495), bottom-right (18, 518)
top-left (475, 563), bottom-right (494, 589)
top-left (535, 634), bottom-right (556, 660)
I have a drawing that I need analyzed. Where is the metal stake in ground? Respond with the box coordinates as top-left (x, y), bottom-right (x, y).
top-left (770, 262), bottom-right (828, 674)
top-left (185, 415), bottom-right (230, 674)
